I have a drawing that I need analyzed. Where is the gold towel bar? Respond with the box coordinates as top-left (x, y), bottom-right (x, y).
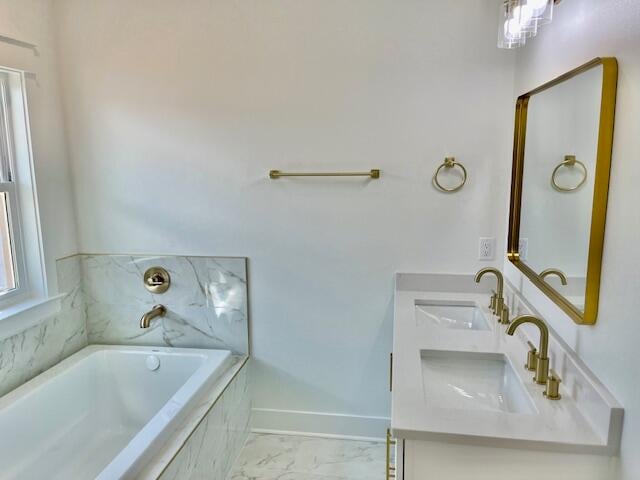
top-left (269, 169), bottom-right (380, 179)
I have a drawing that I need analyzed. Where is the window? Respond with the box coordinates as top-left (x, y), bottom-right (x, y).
top-left (0, 67), bottom-right (44, 308)
top-left (0, 72), bottom-right (23, 299)
top-left (0, 191), bottom-right (16, 293)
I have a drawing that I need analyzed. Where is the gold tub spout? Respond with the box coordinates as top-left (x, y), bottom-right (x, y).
top-left (140, 305), bottom-right (166, 329)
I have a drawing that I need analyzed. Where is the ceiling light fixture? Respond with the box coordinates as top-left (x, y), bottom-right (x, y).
top-left (498, 0), bottom-right (560, 49)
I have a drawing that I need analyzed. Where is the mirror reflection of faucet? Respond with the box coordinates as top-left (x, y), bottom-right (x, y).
top-left (539, 268), bottom-right (568, 286)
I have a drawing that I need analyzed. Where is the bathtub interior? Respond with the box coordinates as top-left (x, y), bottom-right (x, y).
top-left (0, 348), bottom-right (216, 479)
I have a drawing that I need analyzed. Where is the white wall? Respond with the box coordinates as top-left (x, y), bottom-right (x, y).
top-left (53, 0), bottom-right (515, 434)
top-left (506, 1), bottom-right (640, 478)
top-left (0, 0), bottom-right (82, 399)
top-left (0, 0), bottom-right (78, 300)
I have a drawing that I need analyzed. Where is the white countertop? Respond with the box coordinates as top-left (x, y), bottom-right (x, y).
top-left (391, 274), bottom-right (623, 455)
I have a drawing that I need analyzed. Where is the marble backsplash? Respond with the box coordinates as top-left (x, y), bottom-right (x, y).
top-left (67, 254), bottom-right (249, 354)
top-left (0, 253), bottom-right (248, 398)
top-left (0, 256), bottom-right (87, 398)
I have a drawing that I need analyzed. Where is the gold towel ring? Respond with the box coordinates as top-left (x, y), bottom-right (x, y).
top-left (433, 157), bottom-right (467, 193)
top-left (551, 155), bottom-right (587, 192)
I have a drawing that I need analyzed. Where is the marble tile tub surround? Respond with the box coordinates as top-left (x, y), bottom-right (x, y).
top-left (148, 360), bottom-right (250, 480)
top-left (57, 254), bottom-right (249, 354)
top-left (229, 433), bottom-right (386, 480)
top-left (0, 256), bottom-right (87, 398)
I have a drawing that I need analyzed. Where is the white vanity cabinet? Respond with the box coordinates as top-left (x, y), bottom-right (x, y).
top-left (398, 439), bottom-right (615, 480)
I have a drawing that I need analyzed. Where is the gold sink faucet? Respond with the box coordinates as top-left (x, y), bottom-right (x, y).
top-left (506, 315), bottom-right (550, 384)
top-left (540, 268), bottom-right (568, 286)
top-left (474, 268), bottom-right (504, 317)
top-left (140, 304), bottom-right (167, 329)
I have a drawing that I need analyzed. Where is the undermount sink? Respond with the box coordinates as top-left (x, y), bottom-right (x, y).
top-left (415, 301), bottom-right (490, 331)
top-left (420, 350), bottom-right (536, 415)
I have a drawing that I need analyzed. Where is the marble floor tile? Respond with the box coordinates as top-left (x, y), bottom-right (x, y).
top-left (227, 433), bottom-right (385, 480)
top-left (229, 469), bottom-right (351, 480)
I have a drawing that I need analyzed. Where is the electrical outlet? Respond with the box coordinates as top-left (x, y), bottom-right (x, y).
top-left (518, 238), bottom-right (528, 261)
top-left (478, 237), bottom-right (495, 261)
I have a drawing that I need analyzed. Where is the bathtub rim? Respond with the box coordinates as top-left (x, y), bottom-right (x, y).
top-left (0, 344), bottom-right (229, 409)
top-left (137, 354), bottom-right (249, 479)
top-left (0, 344), bottom-right (237, 479)
top-left (97, 345), bottom-right (233, 479)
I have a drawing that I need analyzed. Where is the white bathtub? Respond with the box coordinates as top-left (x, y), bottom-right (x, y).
top-left (0, 345), bottom-right (232, 480)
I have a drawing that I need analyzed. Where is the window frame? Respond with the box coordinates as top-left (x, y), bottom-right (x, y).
top-left (0, 67), bottom-right (43, 309)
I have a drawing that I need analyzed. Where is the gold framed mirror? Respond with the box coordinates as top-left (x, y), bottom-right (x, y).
top-left (507, 57), bottom-right (618, 325)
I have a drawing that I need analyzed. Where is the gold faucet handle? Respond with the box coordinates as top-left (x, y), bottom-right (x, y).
top-left (499, 305), bottom-right (510, 325)
top-left (525, 341), bottom-right (538, 371)
top-left (544, 369), bottom-right (562, 400)
top-left (489, 291), bottom-right (497, 312)
top-left (494, 295), bottom-right (504, 318)
top-left (146, 273), bottom-right (165, 286)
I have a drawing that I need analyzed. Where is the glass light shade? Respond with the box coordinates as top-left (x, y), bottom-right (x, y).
top-left (513, 4), bottom-right (539, 35)
top-left (497, 0), bottom-right (527, 49)
top-left (526, 0), bottom-right (553, 25)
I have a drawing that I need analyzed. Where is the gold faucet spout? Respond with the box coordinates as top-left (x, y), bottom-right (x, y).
top-left (506, 315), bottom-right (550, 384)
top-left (540, 268), bottom-right (568, 286)
top-left (474, 267), bottom-right (504, 294)
top-left (140, 304), bottom-right (166, 329)
top-left (474, 268), bottom-right (504, 315)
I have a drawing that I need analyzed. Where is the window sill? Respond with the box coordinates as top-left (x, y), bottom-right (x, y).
top-left (0, 294), bottom-right (64, 339)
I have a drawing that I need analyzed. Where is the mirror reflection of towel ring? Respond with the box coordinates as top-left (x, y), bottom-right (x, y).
top-left (433, 157), bottom-right (467, 193)
top-left (551, 155), bottom-right (587, 192)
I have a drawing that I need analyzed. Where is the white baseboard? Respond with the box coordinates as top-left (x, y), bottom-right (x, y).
top-left (251, 408), bottom-right (390, 441)
top-left (251, 428), bottom-right (385, 443)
